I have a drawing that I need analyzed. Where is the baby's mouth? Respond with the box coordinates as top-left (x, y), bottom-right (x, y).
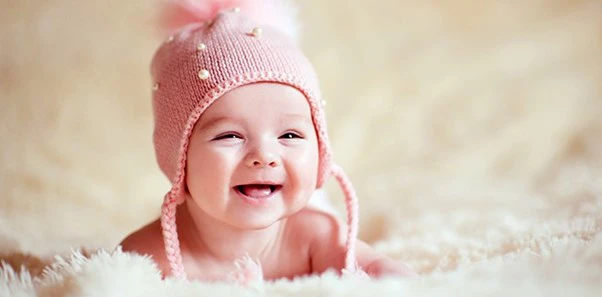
top-left (235, 184), bottom-right (282, 199)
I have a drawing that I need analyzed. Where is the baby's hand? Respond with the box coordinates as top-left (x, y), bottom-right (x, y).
top-left (365, 258), bottom-right (418, 278)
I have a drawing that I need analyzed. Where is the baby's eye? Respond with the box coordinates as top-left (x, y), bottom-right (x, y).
top-left (280, 132), bottom-right (303, 139)
top-left (214, 133), bottom-right (242, 140)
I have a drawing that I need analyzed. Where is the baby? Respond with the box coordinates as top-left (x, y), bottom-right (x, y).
top-left (120, 0), bottom-right (416, 283)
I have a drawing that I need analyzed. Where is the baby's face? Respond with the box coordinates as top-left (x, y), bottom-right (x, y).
top-left (185, 82), bottom-right (319, 229)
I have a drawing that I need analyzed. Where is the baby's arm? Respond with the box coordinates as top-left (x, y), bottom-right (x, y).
top-left (355, 240), bottom-right (417, 277)
top-left (119, 219), bottom-right (172, 278)
top-left (307, 211), bottom-right (416, 278)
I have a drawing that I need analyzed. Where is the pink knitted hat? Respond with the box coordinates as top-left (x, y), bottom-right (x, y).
top-left (151, 0), bottom-right (359, 279)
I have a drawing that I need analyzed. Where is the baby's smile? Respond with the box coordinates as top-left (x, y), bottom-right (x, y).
top-left (234, 183), bottom-right (283, 205)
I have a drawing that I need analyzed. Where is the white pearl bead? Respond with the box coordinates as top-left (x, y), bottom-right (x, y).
top-left (198, 69), bottom-right (210, 80)
top-left (153, 83), bottom-right (159, 91)
top-left (251, 27), bottom-right (263, 37)
top-left (165, 35), bottom-right (174, 43)
top-left (197, 43), bottom-right (207, 51)
top-left (231, 7), bottom-right (240, 12)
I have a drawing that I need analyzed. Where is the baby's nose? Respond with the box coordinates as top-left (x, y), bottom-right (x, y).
top-left (245, 151), bottom-right (279, 168)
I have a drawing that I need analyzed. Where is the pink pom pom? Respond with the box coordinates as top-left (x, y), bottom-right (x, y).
top-left (159, 0), bottom-right (300, 40)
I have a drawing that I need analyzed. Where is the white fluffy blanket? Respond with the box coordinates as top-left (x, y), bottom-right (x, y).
top-left (2, 238), bottom-right (601, 296)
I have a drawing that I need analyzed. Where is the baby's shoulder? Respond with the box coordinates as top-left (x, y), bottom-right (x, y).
top-left (287, 208), bottom-right (347, 273)
top-left (287, 208), bottom-right (346, 246)
top-left (119, 219), bottom-right (170, 275)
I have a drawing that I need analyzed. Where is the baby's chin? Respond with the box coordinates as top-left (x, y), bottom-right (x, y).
top-left (224, 203), bottom-right (305, 230)
top-left (225, 215), bottom-right (285, 230)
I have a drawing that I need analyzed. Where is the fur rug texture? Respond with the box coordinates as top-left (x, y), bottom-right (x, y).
top-left (1, 0), bottom-right (601, 296)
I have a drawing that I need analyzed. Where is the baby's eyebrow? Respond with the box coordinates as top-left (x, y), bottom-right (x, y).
top-left (198, 114), bottom-right (312, 131)
top-left (197, 116), bottom-right (235, 131)
top-left (284, 114), bottom-right (313, 126)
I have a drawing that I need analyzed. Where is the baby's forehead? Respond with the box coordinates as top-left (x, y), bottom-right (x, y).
top-left (198, 83), bottom-right (312, 117)
top-left (223, 82), bottom-right (309, 101)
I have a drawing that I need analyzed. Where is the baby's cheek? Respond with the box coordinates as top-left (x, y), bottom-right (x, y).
top-left (189, 151), bottom-right (232, 195)
top-left (291, 149), bottom-right (318, 178)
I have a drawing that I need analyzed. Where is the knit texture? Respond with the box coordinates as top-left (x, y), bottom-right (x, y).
top-left (150, 10), bottom-right (360, 280)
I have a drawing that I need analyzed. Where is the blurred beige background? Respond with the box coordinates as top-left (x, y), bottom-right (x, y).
top-left (1, 0), bottom-right (601, 264)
